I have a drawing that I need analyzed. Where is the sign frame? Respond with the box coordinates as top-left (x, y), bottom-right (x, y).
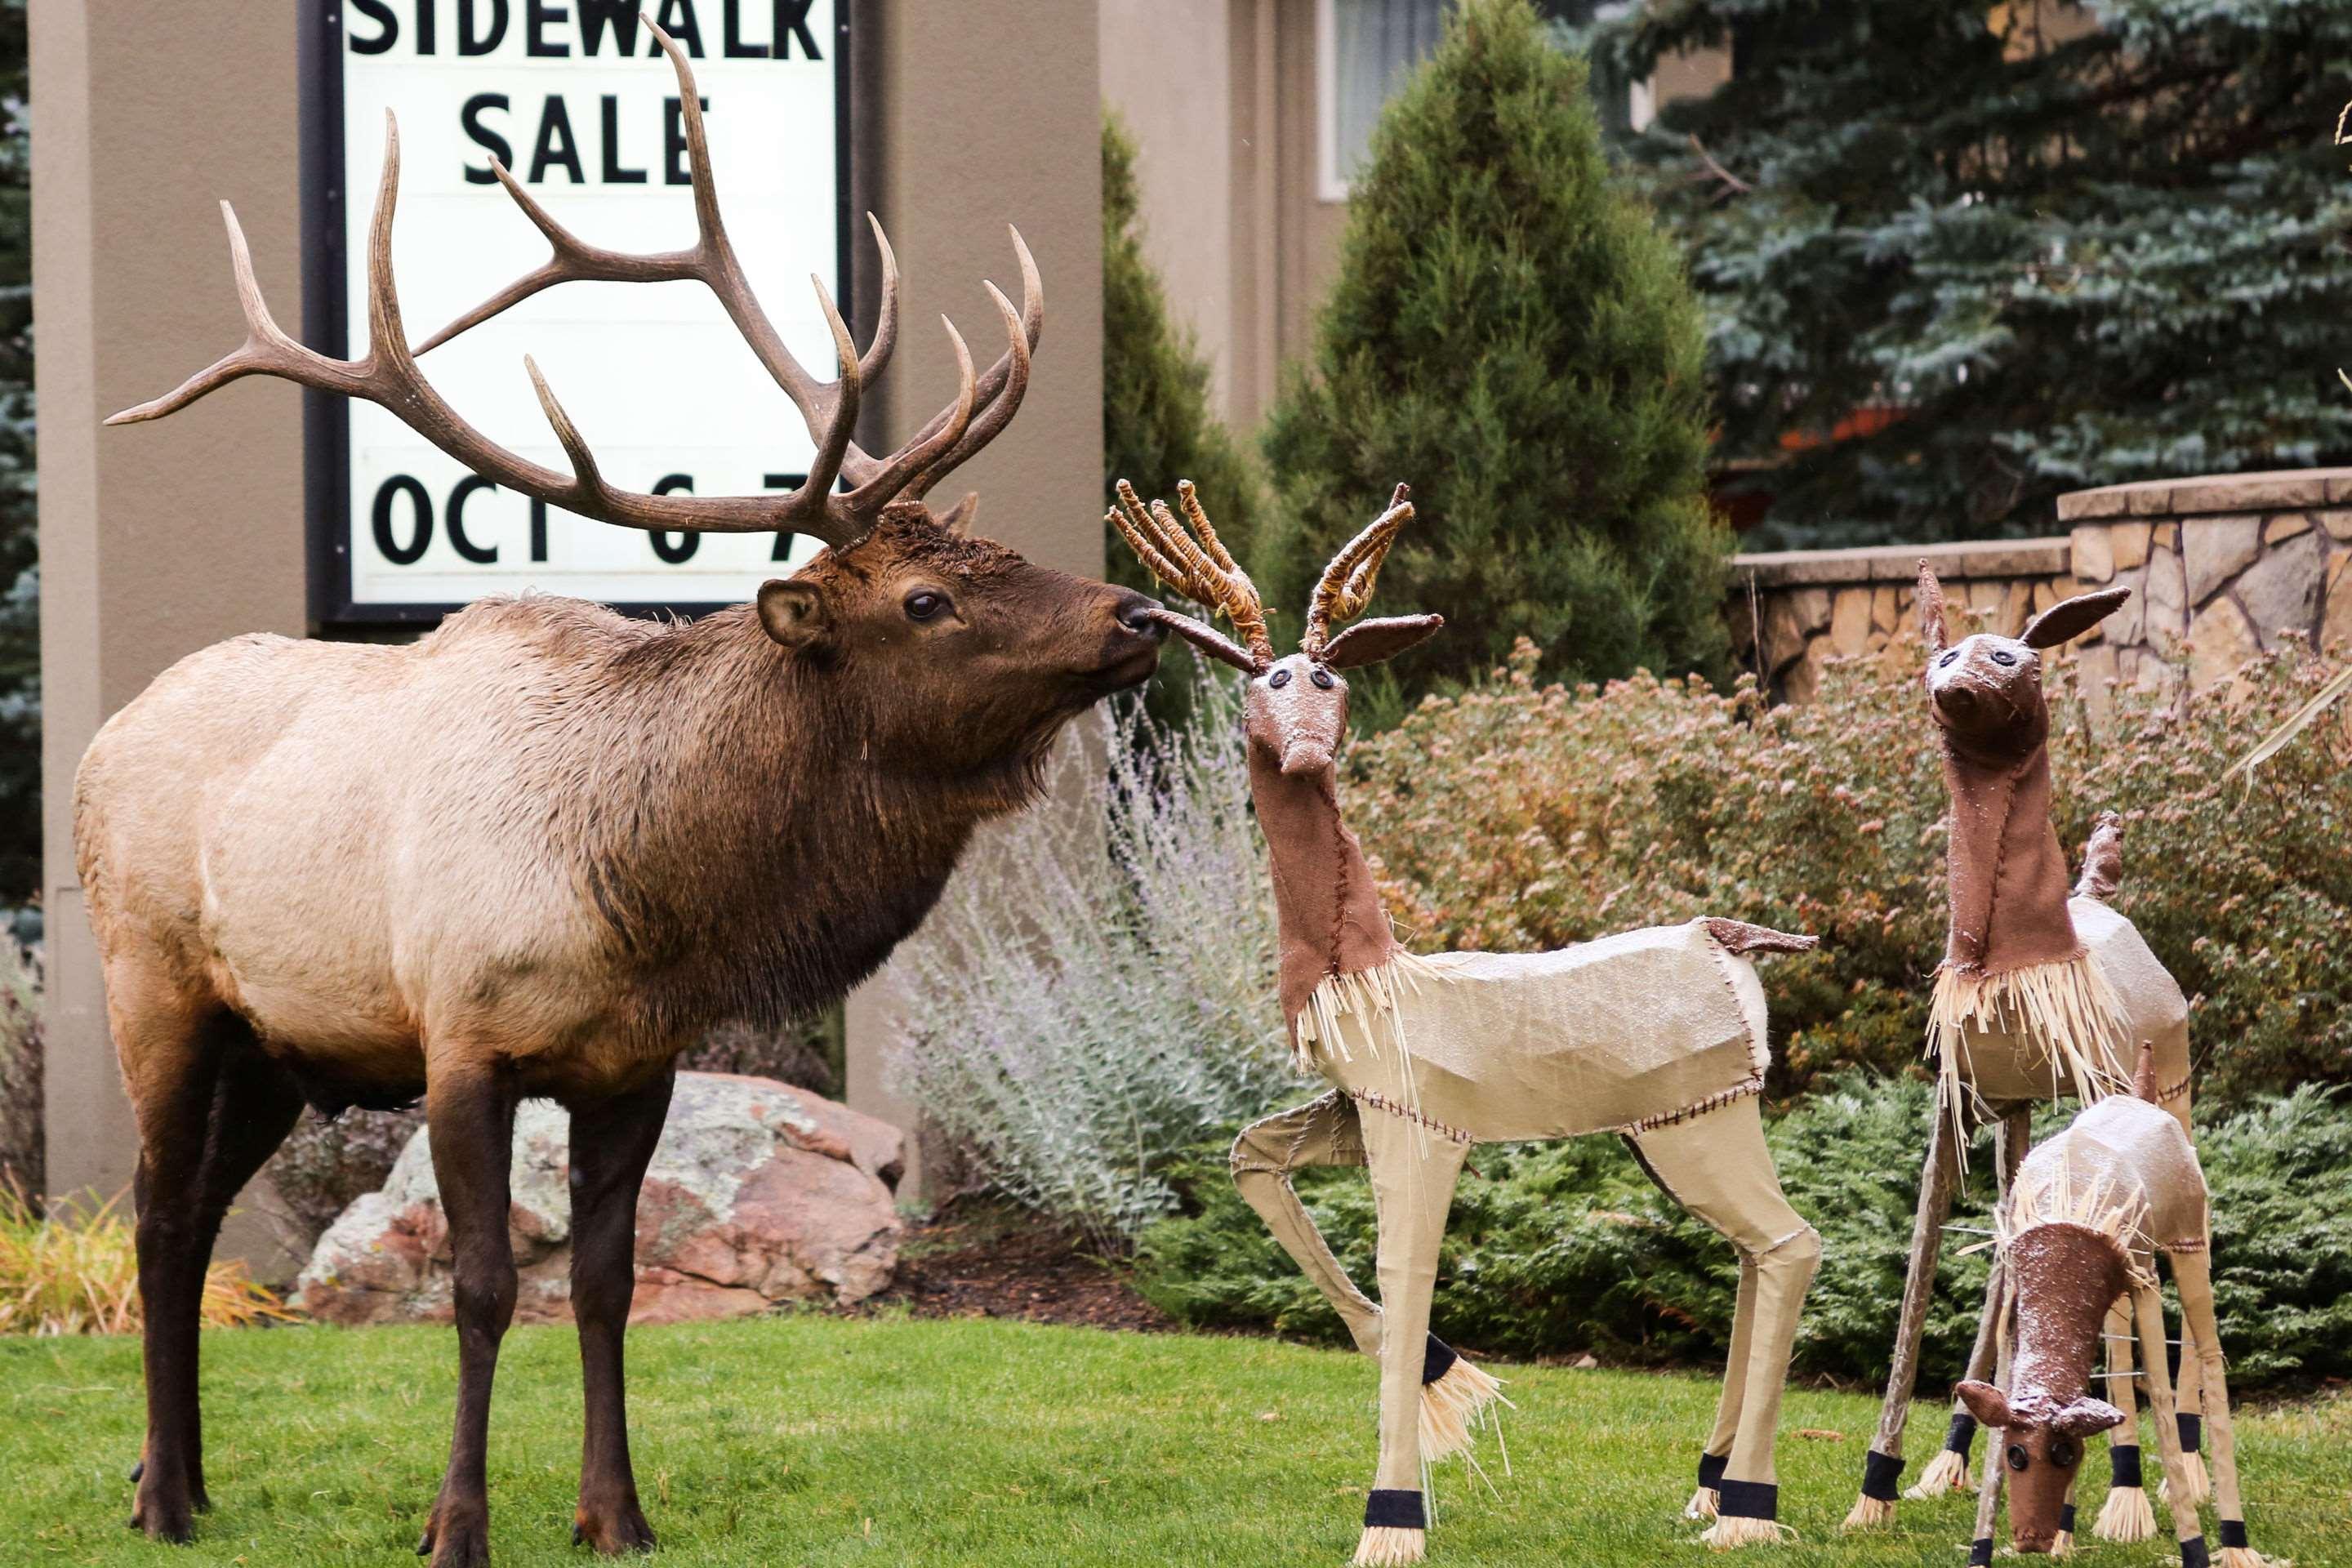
top-left (296, 2), bottom-right (855, 628)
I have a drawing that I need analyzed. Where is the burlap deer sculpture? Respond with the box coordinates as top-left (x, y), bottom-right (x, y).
top-left (1109, 481), bottom-right (1822, 1563)
top-left (1846, 564), bottom-right (2204, 1544)
top-left (1954, 1044), bottom-right (2278, 1567)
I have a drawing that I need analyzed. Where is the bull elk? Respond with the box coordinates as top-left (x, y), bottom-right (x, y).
top-left (1845, 565), bottom-right (2203, 1544)
top-left (1110, 481), bottom-right (1821, 1563)
top-left (85, 24), bottom-right (1160, 1566)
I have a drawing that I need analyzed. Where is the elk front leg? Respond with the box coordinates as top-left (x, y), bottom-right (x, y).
top-left (1846, 1100), bottom-right (1961, 1528)
top-left (1631, 1094), bottom-right (1820, 1547)
top-left (418, 1065), bottom-right (521, 1568)
top-left (568, 1069), bottom-right (674, 1555)
top-left (2132, 1281), bottom-right (2208, 1562)
top-left (1352, 1111), bottom-right (1469, 1567)
top-left (2170, 1249), bottom-right (2271, 1566)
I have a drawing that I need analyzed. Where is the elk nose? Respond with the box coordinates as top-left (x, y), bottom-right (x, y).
top-left (1113, 590), bottom-right (1167, 640)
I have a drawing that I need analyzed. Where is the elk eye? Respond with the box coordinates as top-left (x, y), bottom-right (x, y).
top-left (1267, 668), bottom-right (1292, 688)
top-left (1940, 651), bottom-right (1960, 667)
top-left (1991, 648), bottom-right (2017, 666)
top-left (1310, 667), bottom-right (1336, 689)
top-left (2007, 1445), bottom-right (2029, 1472)
top-left (904, 591), bottom-right (947, 622)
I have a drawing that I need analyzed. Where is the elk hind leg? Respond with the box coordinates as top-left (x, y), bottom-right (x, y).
top-left (1351, 1112), bottom-right (1469, 1567)
top-left (568, 1069), bottom-right (675, 1555)
top-left (2131, 1282), bottom-right (2209, 1561)
top-left (1631, 1095), bottom-right (1820, 1546)
top-left (2170, 1250), bottom-right (2274, 1567)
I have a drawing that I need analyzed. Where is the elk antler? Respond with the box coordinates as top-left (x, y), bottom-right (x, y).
top-left (1107, 479), bottom-right (1272, 665)
top-left (106, 16), bottom-right (1040, 550)
top-left (1303, 483), bottom-right (1413, 655)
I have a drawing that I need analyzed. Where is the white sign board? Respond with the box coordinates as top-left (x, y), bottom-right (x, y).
top-left (311, 0), bottom-right (846, 621)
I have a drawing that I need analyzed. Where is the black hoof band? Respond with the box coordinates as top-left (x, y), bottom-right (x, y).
top-left (1697, 1451), bottom-right (1728, 1491)
top-left (1421, 1334), bottom-right (1458, 1386)
top-left (1365, 1490), bottom-right (1426, 1531)
top-left (2060, 1503), bottom-right (2078, 1535)
top-left (2219, 1521), bottom-right (2249, 1550)
top-left (1944, 1411), bottom-right (1980, 1458)
top-left (1967, 1538), bottom-right (1995, 1566)
top-left (1860, 1448), bottom-right (1903, 1503)
top-left (1716, 1480), bottom-right (1777, 1521)
top-left (2178, 1412), bottom-right (2203, 1454)
top-left (2110, 1443), bottom-right (2143, 1488)
top-left (2179, 1535), bottom-right (2210, 1568)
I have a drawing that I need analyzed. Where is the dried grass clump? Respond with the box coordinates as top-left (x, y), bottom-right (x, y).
top-left (0, 1187), bottom-right (290, 1336)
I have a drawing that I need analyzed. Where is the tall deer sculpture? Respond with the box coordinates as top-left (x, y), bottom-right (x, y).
top-left (1109, 481), bottom-right (1822, 1564)
top-left (1844, 564), bottom-right (2202, 1545)
top-left (1953, 1044), bottom-right (2275, 1566)
top-left (85, 26), bottom-right (1163, 1567)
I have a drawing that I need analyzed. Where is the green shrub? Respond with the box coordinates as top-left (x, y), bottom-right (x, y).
top-left (1346, 637), bottom-right (2352, 1103)
top-left (1258, 0), bottom-right (1728, 697)
top-left (1135, 1079), bottom-right (2352, 1393)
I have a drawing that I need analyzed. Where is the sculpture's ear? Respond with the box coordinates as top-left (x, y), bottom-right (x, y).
top-left (2053, 1396), bottom-right (2127, 1440)
top-left (1321, 613), bottom-right (1445, 670)
top-left (1143, 605), bottom-right (1263, 677)
top-left (757, 579), bottom-right (831, 651)
top-left (1954, 1379), bottom-right (2012, 1430)
top-left (1918, 560), bottom-right (1948, 653)
top-left (2022, 587), bottom-right (2131, 650)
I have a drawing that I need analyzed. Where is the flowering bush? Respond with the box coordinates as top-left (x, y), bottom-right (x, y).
top-left (1349, 635), bottom-right (2352, 1102)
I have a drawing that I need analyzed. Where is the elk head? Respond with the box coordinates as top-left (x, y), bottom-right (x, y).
top-left (108, 18), bottom-right (1162, 764)
top-left (1917, 563), bottom-right (2128, 764)
top-left (1107, 480), bottom-right (1443, 777)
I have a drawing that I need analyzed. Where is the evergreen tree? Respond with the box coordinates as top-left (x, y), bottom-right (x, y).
top-left (1260, 0), bottom-right (1728, 697)
top-left (1593, 2), bottom-right (2352, 547)
top-left (0, 2), bottom-right (33, 931)
top-left (1101, 112), bottom-right (1262, 594)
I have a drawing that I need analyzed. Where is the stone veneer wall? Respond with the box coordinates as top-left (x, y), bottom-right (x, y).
top-left (1731, 468), bottom-right (2352, 710)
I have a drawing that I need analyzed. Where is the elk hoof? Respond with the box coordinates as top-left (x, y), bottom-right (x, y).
top-left (417, 1499), bottom-right (492, 1567)
top-left (129, 1481), bottom-right (195, 1544)
top-left (572, 1498), bottom-right (657, 1554)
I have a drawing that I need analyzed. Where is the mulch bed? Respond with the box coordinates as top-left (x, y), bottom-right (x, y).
top-left (858, 1202), bottom-right (1174, 1334)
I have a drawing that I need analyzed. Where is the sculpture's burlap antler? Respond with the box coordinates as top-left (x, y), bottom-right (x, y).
top-left (1107, 479), bottom-right (1272, 670)
top-left (108, 16), bottom-right (1039, 550)
top-left (1303, 483), bottom-right (1414, 656)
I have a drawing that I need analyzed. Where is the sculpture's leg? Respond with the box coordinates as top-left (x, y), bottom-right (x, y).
top-left (2133, 1281), bottom-right (2209, 1564)
top-left (2163, 1085), bottom-right (2210, 1508)
top-left (1846, 1102), bottom-right (1960, 1528)
top-left (2171, 1249), bottom-right (2270, 1567)
top-left (1350, 1110), bottom-right (1469, 1568)
top-left (1967, 1276), bottom-right (2015, 1567)
top-left (417, 1064), bottom-right (521, 1568)
top-left (1631, 1095), bottom-right (1820, 1547)
top-left (2093, 1294), bottom-right (2156, 1541)
top-left (1917, 1103), bottom-right (2031, 1503)
top-left (568, 1068), bottom-right (675, 1555)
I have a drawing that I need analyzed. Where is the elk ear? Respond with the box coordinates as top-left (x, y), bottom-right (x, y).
top-left (1141, 605), bottom-right (1262, 676)
top-left (935, 492), bottom-right (979, 535)
top-left (756, 579), bottom-right (831, 651)
top-left (1918, 560), bottom-right (1949, 653)
top-left (2053, 1396), bottom-right (2126, 1440)
top-left (1954, 1380), bottom-right (2012, 1430)
top-left (2022, 587), bottom-right (2130, 650)
top-left (1321, 613), bottom-right (1445, 670)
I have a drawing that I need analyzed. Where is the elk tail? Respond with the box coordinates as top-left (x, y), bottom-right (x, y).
top-left (2074, 809), bottom-right (2124, 901)
top-left (2132, 1040), bottom-right (2161, 1104)
top-left (1701, 918), bottom-right (1820, 957)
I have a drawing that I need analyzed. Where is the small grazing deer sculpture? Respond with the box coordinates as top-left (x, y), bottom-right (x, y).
top-left (87, 25), bottom-right (1163, 1568)
top-left (1110, 481), bottom-right (1822, 1563)
top-left (1953, 1044), bottom-right (2276, 1567)
top-left (1846, 564), bottom-right (2203, 1544)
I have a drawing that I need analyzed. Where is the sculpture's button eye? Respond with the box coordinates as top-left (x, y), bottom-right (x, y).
top-left (1311, 667), bottom-right (1336, 689)
top-left (2007, 1445), bottom-right (2029, 1472)
top-left (2049, 1439), bottom-right (2078, 1468)
top-left (1940, 651), bottom-right (1959, 666)
top-left (1990, 648), bottom-right (2017, 666)
top-left (1267, 668), bottom-right (1292, 688)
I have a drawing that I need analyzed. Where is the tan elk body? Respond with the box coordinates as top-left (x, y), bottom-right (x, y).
top-left (83, 28), bottom-right (1162, 1568)
top-left (1110, 482), bottom-right (1822, 1564)
top-left (1847, 564), bottom-right (2202, 1545)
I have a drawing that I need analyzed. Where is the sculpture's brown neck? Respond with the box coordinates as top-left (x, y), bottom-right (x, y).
top-left (1940, 734), bottom-right (2079, 974)
top-left (1249, 751), bottom-right (1401, 1027)
top-left (2007, 1224), bottom-right (2127, 1410)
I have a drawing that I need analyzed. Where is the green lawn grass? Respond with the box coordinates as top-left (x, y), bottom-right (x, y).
top-left (5, 1313), bottom-right (2345, 1566)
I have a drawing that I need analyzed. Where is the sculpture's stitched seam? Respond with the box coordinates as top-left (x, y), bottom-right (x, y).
top-left (1346, 1087), bottom-right (1472, 1147)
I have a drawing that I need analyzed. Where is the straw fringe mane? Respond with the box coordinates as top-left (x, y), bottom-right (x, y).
top-left (1927, 950), bottom-right (2132, 1151)
top-left (1998, 1152), bottom-right (2157, 1292)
